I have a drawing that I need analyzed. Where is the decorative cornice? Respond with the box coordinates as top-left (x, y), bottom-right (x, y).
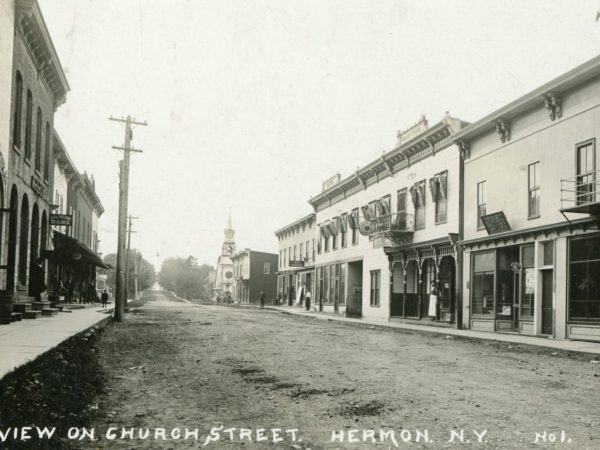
top-left (541, 92), bottom-right (562, 121)
top-left (16, 0), bottom-right (69, 107)
top-left (494, 119), bottom-right (511, 143)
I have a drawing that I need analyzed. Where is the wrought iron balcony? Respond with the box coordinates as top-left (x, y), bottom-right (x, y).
top-left (358, 213), bottom-right (414, 236)
top-left (560, 170), bottom-right (600, 215)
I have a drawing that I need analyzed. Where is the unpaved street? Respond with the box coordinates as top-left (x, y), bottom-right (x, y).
top-left (90, 291), bottom-right (600, 449)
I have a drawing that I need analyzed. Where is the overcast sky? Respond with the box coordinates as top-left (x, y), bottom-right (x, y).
top-left (38, 0), bottom-right (600, 271)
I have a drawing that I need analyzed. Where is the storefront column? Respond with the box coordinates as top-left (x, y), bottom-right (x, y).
top-left (554, 237), bottom-right (568, 340)
top-left (462, 249), bottom-right (471, 329)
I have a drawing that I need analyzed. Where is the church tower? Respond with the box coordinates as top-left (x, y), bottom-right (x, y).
top-left (214, 209), bottom-right (236, 297)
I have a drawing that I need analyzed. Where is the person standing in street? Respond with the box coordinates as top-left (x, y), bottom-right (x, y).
top-left (260, 290), bottom-right (266, 309)
top-left (305, 289), bottom-right (312, 311)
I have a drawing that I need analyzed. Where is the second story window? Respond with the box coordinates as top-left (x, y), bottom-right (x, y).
top-left (13, 72), bottom-right (23, 149)
top-left (477, 181), bottom-right (487, 229)
top-left (35, 107), bottom-right (42, 172)
top-left (331, 219), bottom-right (338, 250)
top-left (576, 140), bottom-right (595, 205)
top-left (263, 262), bottom-right (270, 274)
top-left (410, 180), bottom-right (426, 229)
top-left (340, 213), bottom-right (348, 248)
top-left (528, 162), bottom-right (540, 217)
top-left (300, 243), bottom-right (304, 260)
top-left (306, 240), bottom-right (310, 260)
top-left (379, 195), bottom-right (391, 216)
top-left (350, 208), bottom-right (359, 245)
top-left (44, 122), bottom-right (51, 180)
top-left (25, 90), bottom-right (32, 160)
top-left (430, 171), bottom-right (448, 224)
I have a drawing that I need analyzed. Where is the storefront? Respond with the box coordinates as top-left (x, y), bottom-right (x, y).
top-left (466, 238), bottom-right (554, 335)
top-left (315, 262), bottom-right (346, 313)
top-left (45, 230), bottom-right (110, 303)
top-left (387, 239), bottom-right (458, 325)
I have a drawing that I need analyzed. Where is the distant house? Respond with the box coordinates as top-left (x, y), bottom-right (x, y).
top-left (232, 250), bottom-right (278, 305)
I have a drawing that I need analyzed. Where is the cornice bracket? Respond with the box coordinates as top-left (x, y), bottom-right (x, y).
top-left (542, 92), bottom-right (562, 121)
top-left (495, 119), bottom-right (511, 143)
top-left (457, 140), bottom-right (470, 160)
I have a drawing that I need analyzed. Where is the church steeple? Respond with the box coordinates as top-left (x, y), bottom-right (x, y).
top-left (222, 208), bottom-right (236, 256)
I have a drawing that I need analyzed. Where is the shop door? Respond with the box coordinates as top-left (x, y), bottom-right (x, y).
top-left (541, 270), bottom-right (553, 335)
top-left (512, 271), bottom-right (520, 330)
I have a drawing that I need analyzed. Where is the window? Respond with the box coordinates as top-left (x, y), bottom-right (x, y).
top-left (263, 262), bottom-right (270, 275)
top-left (397, 188), bottom-right (407, 215)
top-left (430, 171), bottom-right (448, 224)
top-left (35, 107), bottom-right (42, 171)
top-left (528, 162), bottom-right (540, 217)
top-left (25, 90), bottom-right (32, 159)
top-left (306, 240), bottom-right (310, 260)
top-left (379, 195), bottom-right (391, 216)
top-left (317, 236), bottom-right (322, 254)
top-left (284, 248), bottom-right (287, 267)
top-left (569, 236), bottom-right (600, 320)
top-left (299, 243), bottom-right (304, 260)
top-left (13, 72), bottom-right (22, 148)
top-left (351, 208), bottom-right (359, 245)
top-left (279, 251), bottom-right (283, 268)
top-left (472, 251), bottom-right (495, 315)
top-left (340, 213), bottom-right (347, 248)
top-left (542, 241), bottom-right (553, 266)
top-left (370, 270), bottom-right (380, 306)
top-left (410, 180), bottom-right (426, 229)
top-left (520, 245), bottom-right (535, 317)
top-left (293, 245), bottom-right (297, 261)
top-left (311, 239), bottom-right (315, 261)
top-left (576, 140), bottom-right (595, 205)
top-left (331, 220), bottom-right (338, 251)
top-left (324, 233), bottom-right (329, 252)
top-left (477, 181), bottom-right (486, 229)
top-left (44, 122), bottom-right (51, 180)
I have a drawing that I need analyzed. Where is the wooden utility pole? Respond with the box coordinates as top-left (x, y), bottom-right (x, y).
top-left (125, 214), bottom-right (138, 303)
top-left (110, 115), bottom-right (146, 322)
top-left (133, 249), bottom-right (140, 300)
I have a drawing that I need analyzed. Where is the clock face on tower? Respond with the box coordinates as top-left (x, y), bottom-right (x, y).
top-left (226, 246), bottom-right (232, 255)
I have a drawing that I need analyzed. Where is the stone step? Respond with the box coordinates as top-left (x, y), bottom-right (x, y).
top-left (41, 308), bottom-right (59, 317)
top-left (22, 310), bottom-right (42, 319)
top-left (31, 302), bottom-right (51, 311)
top-left (13, 303), bottom-right (32, 313)
top-left (11, 312), bottom-right (22, 322)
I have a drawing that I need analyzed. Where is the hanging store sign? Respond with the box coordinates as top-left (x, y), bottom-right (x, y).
top-left (481, 211), bottom-right (511, 235)
top-left (50, 214), bottom-right (73, 226)
top-left (31, 177), bottom-right (44, 197)
top-left (289, 260), bottom-right (305, 268)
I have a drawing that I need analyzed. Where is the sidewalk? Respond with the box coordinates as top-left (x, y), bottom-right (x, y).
top-left (263, 305), bottom-right (600, 356)
top-left (0, 307), bottom-right (111, 379)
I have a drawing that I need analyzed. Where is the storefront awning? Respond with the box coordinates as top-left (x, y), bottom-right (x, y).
top-left (45, 230), bottom-right (112, 269)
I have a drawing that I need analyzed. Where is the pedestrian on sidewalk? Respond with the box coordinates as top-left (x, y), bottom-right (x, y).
top-left (65, 277), bottom-right (74, 303)
top-left (29, 259), bottom-right (47, 302)
top-left (305, 289), bottom-right (312, 311)
top-left (260, 290), bottom-right (265, 309)
top-left (101, 290), bottom-right (109, 308)
top-left (428, 280), bottom-right (438, 321)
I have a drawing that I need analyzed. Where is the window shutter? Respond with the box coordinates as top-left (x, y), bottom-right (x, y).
top-left (429, 177), bottom-right (439, 202)
top-left (361, 205), bottom-right (371, 220)
top-left (340, 214), bottom-right (348, 232)
top-left (410, 185), bottom-right (419, 207)
top-left (439, 173), bottom-right (448, 199)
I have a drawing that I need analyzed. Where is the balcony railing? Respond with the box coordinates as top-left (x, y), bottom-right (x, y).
top-left (560, 170), bottom-right (600, 214)
top-left (358, 213), bottom-right (414, 236)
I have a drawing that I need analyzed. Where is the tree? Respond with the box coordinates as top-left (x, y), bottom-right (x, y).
top-left (158, 256), bottom-right (214, 301)
top-left (99, 251), bottom-right (156, 298)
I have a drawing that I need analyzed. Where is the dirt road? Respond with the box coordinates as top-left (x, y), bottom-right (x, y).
top-left (90, 290), bottom-right (600, 449)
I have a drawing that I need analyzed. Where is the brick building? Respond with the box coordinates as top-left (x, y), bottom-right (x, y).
top-left (6, 0), bottom-right (69, 300)
top-left (232, 250), bottom-right (278, 305)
